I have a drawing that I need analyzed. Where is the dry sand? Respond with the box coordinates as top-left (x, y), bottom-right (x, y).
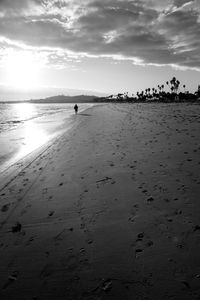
top-left (0, 103), bottom-right (200, 300)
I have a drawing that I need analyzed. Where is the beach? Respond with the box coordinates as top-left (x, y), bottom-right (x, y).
top-left (0, 103), bottom-right (95, 172)
top-left (0, 103), bottom-right (200, 300)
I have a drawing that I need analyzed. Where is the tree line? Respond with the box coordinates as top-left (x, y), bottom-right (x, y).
top-left (97, 77), bottom-right (200, 103)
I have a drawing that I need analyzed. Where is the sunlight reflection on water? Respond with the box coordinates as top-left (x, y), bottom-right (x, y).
top-left (15, 120), bottom-right (50, 160)
top-left (13, 103), bottom-right (51, 160)
top-left (14, 102), bottom-right (35, 120)
top-left (0, 102), bottom-right (96, 172)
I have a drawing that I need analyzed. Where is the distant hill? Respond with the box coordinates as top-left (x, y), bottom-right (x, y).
top-left (28, 94), bottom-right (100, 103)
top-left (0, 84), bottom-right (107, 101)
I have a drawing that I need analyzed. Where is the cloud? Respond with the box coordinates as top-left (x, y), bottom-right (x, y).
top-left (173, 0), bottom-right (194, 8)
top-left (0, 0), bottom-right (199, 70)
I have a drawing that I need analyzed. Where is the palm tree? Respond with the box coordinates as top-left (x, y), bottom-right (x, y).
top-left (176, 80), bottom-right (180, 93)
top-left (171, 77), bottom-right (176, 84)
top-left (117, 93), bottom-right (123, 100)
top-left (169, 77), bottom-right (180, 93)
top-left (124, 92), bottom-right (128, 99)
top-left (166, 81), bottom-right (170, 91)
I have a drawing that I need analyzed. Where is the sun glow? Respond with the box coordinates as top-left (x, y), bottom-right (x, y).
top-left (13, 103), bottom-right (50, 159)
top-left (4, 50), bottom-right (41, 89)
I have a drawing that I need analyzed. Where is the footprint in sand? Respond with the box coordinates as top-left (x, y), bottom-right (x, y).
top-left (147, 196), bottom-right (154, 203)
top-left (133, 232), bottom-right (154, 258)
top-left (87, 239), bottom-right (93, 245)
top-left (2, 271), bottom-right (18, 290)
top-left (26, 236), bottom-right (35, 246)
top-left (53, 229), bottom-right (66, 243)
top-left (80, 247), bottom-right (85, 254)
top-left (48, 210), bottom-right (54, 217)
top-left (11, 222), bottom-right (22, 233)
top-left (128, 204), bottom-right (139, 223)
top-left (1, 203), bottom-right (10, 212)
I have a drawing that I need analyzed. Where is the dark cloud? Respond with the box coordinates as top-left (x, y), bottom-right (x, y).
top-left (0, 0), bottom-right (30, 10)
top-left (0, 0), bottom-right (39, 16)
top-left (158, 8), bottom-right (200, 68)
top-left (0, 0), bottom-right (199, 70)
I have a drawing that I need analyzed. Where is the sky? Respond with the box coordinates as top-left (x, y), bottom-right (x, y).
top-left (0, 0), bottom-right (200, 99)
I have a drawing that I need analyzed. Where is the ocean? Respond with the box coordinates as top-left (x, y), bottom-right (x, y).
top-left (0, 102), bottom-right (93, 133)
top-left (0, 102), bottom-right (95, 172)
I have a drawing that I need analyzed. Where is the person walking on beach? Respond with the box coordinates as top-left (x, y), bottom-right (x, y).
top-left (74, 104), bottom-right (78, 114)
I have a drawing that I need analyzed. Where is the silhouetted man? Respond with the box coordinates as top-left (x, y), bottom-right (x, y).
top-left (74, 104), bottom-right (78, 114)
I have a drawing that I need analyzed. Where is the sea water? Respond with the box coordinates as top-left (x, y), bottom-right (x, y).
top-left (0, 102), bottom-right (94, 133)
top-left (0, 102), bottom-right (95, 172)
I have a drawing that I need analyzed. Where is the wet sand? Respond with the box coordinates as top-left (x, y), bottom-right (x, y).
top-left (0, 103), bottom-right (200, 300)
top-left (0, 103), bottom-right (95, 173)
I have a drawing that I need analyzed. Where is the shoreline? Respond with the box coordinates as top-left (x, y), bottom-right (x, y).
top-left (0, 103), bottom-right (98, 175)
top-left (0, 103), bottom-right (200, 299)
top-left (0, 104), bottom-right (101, 192)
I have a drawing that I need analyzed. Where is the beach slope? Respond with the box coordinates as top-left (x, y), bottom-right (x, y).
top-left (0, 103), bottom-right (200, 300)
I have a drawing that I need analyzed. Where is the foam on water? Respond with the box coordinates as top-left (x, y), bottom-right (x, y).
top-left (0, 102), bottom-right (94, 133)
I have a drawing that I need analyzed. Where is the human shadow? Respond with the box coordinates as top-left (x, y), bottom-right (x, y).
top-left (78, 113), bottom-right (92, 116)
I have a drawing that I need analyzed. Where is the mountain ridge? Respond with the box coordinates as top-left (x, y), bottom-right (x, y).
top-left (28, 94), bottom-right (99, 103)
top-left (0, 94), bottom-right (102, 103)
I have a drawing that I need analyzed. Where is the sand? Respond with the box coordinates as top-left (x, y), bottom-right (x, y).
top-left (0, 103), bottom-right (200, 300)
top-left (0, 103), bottom-right (94, 172)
